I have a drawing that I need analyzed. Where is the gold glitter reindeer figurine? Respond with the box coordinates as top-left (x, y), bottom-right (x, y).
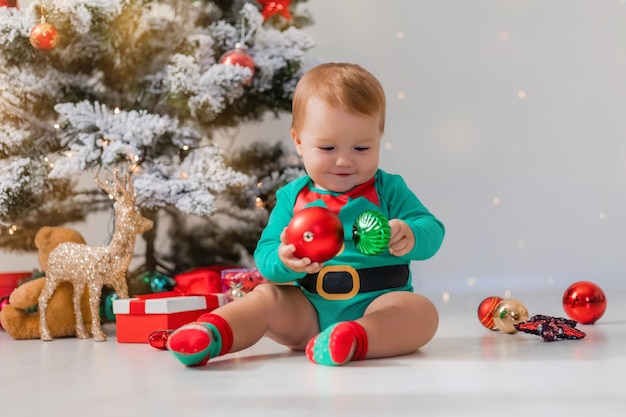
top-left (38, 169), bottom-right (153, 342)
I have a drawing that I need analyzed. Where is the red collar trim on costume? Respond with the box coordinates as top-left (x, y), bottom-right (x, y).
top-left (294, 177), bottom-right (379, 214)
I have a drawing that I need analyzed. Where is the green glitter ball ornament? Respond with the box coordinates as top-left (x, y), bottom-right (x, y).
top-left (352, 210), bottom-right (391, 256)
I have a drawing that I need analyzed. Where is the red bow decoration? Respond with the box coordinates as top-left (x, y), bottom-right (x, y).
top-left (257, 0), bottom-right (292, 21)
top-left (172, 266), bottom-right (226, 295)
top-left (136, 266), bottom-right (233, 302)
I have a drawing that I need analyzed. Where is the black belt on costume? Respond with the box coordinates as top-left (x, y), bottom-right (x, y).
top-left (297, 264), bottom-right (409, 300)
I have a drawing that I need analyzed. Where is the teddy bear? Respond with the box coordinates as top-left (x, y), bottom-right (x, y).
top-left (0, 226), bottom-right (92, 340)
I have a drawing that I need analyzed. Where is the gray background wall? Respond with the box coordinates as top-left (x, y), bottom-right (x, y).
top-left (303, 1), bottom-right (626, 296)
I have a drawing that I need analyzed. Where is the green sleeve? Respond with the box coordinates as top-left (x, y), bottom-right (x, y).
top-left (377, 170), bottom-right (445, 261)
top-left (253, 177), bottom-right (309, 283)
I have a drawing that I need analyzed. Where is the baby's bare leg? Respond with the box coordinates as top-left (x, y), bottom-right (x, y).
top-left (359, 291), bottom-right (439, 358)
top-left (217, 283), bottom-right (320, 352)
top-left (306, 291), bottom-right (438, 366)
top-left (168, 283), bottom-right (319, 366)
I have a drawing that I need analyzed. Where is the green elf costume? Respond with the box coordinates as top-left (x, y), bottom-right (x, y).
top-left (255, 169), bottom-right (444, 364)
top-left (167, 169), bottom-right (444, 366)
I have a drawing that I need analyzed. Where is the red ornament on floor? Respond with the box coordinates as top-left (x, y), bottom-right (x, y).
top-left (477, 296), bottom-right (503, 330)
top-left (30, 21), bottom-right (59, 51)
top-left (148, 329), bottom-right (173, 350)
top-left (219, 44), bottom-right (255, 85)
top-left (562, 281), bottom-right (607, 324)
top-left (284, 206), bottom-right (344, 263)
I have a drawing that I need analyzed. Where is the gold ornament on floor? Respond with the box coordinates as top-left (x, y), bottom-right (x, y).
top-left (492, 299), bottom-right (529, 334)
top-left (38, 170), bottom-right (153, 342)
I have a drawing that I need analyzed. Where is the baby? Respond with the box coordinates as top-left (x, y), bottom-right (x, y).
top-left (167, 62), bottom-right (445, 366)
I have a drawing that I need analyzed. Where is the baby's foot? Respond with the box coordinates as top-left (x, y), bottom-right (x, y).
top-left (167, 322), bottom-right (220, 366)
top-left (306, 321), bottom-right (367, 366)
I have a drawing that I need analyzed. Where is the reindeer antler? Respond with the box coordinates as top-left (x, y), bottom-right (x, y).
top-left (116, 170), bottom-right (136, 207)
top-left (94, 169), bottom-right (116, 198)
top-left (94, 168), bottom-right (136, 206)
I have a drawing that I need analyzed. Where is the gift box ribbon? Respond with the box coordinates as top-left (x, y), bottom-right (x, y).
top-left (129, 296), bottom-right (210, 315)
top-left (115, 266), bottom-right (233, 315)
top-left (114, 293), bottom-right (227, 315)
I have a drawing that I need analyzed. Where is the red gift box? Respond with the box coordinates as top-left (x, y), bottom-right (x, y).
top-left (0, 271), bottom-right (32, 299)
top-left (113, 293), bottom-right (228, 343)
top-left (173, 266), bottom-right (231, 295)
top-left (113, 266), bottom-right (235, 343)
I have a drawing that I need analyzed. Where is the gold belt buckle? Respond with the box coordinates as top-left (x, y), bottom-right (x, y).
top-left (316, 265), bottom-right (360, 300)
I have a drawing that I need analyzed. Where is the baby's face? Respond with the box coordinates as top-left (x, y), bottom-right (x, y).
top-left (292, 97), bottom-right (381, 193)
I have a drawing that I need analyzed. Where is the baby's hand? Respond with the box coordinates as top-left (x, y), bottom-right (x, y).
top-left (279, 229), bottom-right (323, 274)
top-left (388, 219), bottom-right (415, 257)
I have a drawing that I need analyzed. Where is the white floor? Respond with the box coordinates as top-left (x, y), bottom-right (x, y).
top-left (1, 289), bottom-right (624, 417)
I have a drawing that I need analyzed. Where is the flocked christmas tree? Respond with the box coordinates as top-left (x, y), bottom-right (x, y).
top-left (0, 0), bottom-right (313, 281)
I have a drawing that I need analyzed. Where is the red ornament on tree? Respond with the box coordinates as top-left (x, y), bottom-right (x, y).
top-left (30, 21), bottom-right (59, 51)
top-left (562, 281), bottom-right (607, 324)
top-left (0, 0), bottom-right (18, 8)
top-left (219, 43), bottom-right (255, 85)
top-left (257, 0), bottom-right (292, 21)
top-left (477, 296), bottom-right (503, 330)
top-left (284, 207), bottom-right (344, 263)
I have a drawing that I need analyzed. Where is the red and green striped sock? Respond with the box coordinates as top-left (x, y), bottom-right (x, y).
top-left (167, 314), bottom-right (233, 367)
top-left (305, 321), bottom-right (368, 366)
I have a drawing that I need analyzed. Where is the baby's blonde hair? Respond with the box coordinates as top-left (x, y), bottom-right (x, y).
top-left (291, 62), bottom-right (386, 133)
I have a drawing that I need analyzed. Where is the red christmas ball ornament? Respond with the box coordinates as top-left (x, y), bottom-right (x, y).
top-left (0, 0), bottom-right (19, 8)
top-left (219, 44), bottom-right (255, 85)
top-left (30, 21), bottom-right (59, 51)
top-left (477, 296), bottom-right (503, 331)
top-left (562, 281), bottom-right (607, 324)
top-left (284, 206), bottom-right (344, 263)
top-left (148, 329), bottom-right (172, 350)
